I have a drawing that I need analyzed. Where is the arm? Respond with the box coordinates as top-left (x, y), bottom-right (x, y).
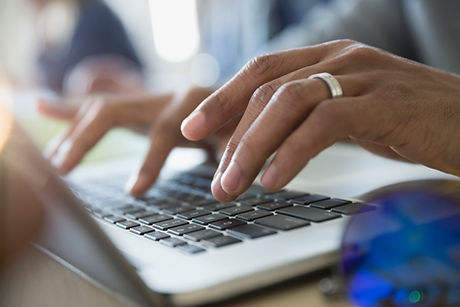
top-left (263, 0), bottom-right (416, 60)
top-left (181, 40), bottom-right (460, 201)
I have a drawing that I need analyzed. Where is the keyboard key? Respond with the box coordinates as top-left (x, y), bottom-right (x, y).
top-left (332, 203), bottom-right (375, 215)
top-left (227, 224), bottom-right (276, 239)
top-left (310, 198), bottom-right (351, 210)
top-left (220, 205), bottom-right (253, 216)
top-left (92, 209), bottom-right (113, 218)
top-left (148, 199), bottom-right (182, 210)
top-left (145, 231), bottom-right (170, 241)
top-left (162, 204), bottom-right (194, 215)
top-left (183, 229), bottom-right (221, 241)
top-left (200, 202), bottom-right (236, 211)
top-left (289, 194), bottom-right (330, 205)
top-left (153, 219), bottom-right (188, 230)
top-left (245, 185), bottom-right (269, 196)
top-left (192, 177), bottom-right (212, 189)
top-left (192, 214), bottom-right (227, 225)
top-left (177, 208), bottom-right (211, 220)
top-left (125, 210), bottom-right (157, 219)
top-left (236, 210), bottom-right (272, 221)
top-left (177, 244), bottom-right (206, 254)
top-left (266, 191), bottom-right (309, 201)
top-left (202, 235), bottom-right (242, 248)
top-left (277, 206), bottom-right (341, 222)
top-left (209, 218), bottom-right (245, 230)
top-left (114, 204), bottom-right (144, 214)
top-left (168, 224), bottom-right (205, 236)
top-left (236, 193), bottom-right (256, 201)
top-left (257, 201), bottom-right (292, 211)
top-left (130, 225), bottom-right (155, 235)
top-left (160, 237), bottom-right (187, 247)
top-left (139, 214), bottom-right (172, 225)
top-left (189, 199), bottom-right (217, 207)
top-left (180, 194), bottom-right (203, 203)
top-left (255, 215), bottom-right (309, 231)
top-left (104, 215), bottom-right (126, 224)
top-left (239, 198), bottom-right (272, 206)
top-left (116, 220), bottom-right (140, 229)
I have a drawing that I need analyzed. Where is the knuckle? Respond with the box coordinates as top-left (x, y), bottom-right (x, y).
top-left (384, 81), bottom-right (414, 100)
top-left (344, 43), bottom-right (380, 62)
top-left (245, 54), bottom-right (280, 79)
top-left (336, 38), bottom-right (358, 47)
top-left (274, 82), bottom-right (306, 109)
top-left (208, 89), bottom-right (242, 115)
top-left (224, 139), bottom-right (239, 157)
top-left (249, 82), bottom-right (278, 112)
top-left (326, 38), bottom-right (358, 49)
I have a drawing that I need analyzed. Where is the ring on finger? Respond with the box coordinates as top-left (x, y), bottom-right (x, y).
top-left (308, 72), bottom-right (343, 99)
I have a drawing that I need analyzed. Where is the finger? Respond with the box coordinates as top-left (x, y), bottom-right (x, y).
top-left (37, 99), bottom-right (79, 120)
top-left (48, 94), bottom-right (170, 161)
top-left (215, 62), bottom-right (358, 177)
top-left (109, 93), bottom-right (173, 126)
top-left (218, 76), bottom-right (360, 198)
top-left (261, 97), bottom-right (360, 190)
top-left (126, 122), bottom-right (179, 197)
top-left (181, 46), bottom-right (327, 141)
top-left (51, 105), bottom-right (114, 174)
top-left (48, 100), bottom-right (94, 160)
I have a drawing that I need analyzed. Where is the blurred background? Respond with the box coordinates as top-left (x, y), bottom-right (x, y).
top-left (0, 0), bottom-right (332, 161)
top-left (0, 0), bottom-right (329, 94)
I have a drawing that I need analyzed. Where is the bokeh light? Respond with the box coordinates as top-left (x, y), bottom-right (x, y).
top-left (0, 68), bottom-right (13, 154)
top-left (149, 0), bottom-right (200, 62)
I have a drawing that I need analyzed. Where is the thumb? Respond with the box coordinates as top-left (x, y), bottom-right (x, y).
top-left (37, 99), bottom-right (79, 120)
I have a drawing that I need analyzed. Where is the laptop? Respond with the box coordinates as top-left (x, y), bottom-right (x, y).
top-left (3, 122), bottom-right (454, 306)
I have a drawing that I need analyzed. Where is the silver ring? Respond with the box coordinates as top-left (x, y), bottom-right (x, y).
top-left (308, 72), bottom-right (343, 99)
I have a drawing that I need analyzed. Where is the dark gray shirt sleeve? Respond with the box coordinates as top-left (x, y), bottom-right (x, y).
top-left (262, 0), bottom-right (416, 60)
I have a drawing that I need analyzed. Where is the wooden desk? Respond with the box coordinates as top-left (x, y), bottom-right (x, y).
top-left (1, 246), bottom-right (348, 307)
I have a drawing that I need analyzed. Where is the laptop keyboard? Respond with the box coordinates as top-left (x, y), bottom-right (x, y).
top-left (71, 171), bottom-right (375, 255)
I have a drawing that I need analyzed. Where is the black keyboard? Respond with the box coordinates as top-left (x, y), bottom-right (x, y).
top-left (71, 171), bottom-right (375, 255)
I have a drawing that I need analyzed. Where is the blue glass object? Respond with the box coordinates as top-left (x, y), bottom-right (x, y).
top-left (341, 182), bottom-right (460, 307)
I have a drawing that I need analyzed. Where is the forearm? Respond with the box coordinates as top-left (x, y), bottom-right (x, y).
top-left (262, 0), bottom-right (415, 59)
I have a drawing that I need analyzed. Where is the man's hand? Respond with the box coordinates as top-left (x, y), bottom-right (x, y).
top-left (181, 40), bottom-right (460, 202)
top-left (38, 87), bottom-right (236, 196)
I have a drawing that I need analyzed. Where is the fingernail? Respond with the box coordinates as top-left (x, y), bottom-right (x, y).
top-left (261, 163), bottom-right (279, 189)
top-left (211, 171), bottom-right (233, 202)
top-left (221, 161), bottom-right (242, 195)
top-left (211, 171), bottom-right (222, 193)
top-left (181, 111), bottom-right (205, 140)
top-left (50, 141), bottom-right (72, 173)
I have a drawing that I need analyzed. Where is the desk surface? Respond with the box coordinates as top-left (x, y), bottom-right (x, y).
top-left (1, 247), bottom-right (348, 307)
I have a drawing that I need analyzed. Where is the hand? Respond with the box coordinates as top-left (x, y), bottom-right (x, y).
top-left (1, 121), bottom-right (45, 273)
top-left (63, 55), bottom-right (146, 96)
top-left (181, 39), bottom-right (460, 202)
top-left (39, 87), bottom-right (236, 196)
